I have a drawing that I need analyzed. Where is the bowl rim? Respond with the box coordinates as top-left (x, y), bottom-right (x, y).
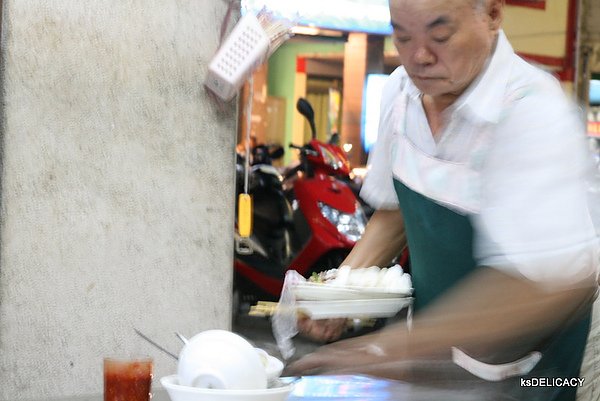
top-left (264, 355), bottom-right (284, 372)
top-left (160, 375), bottom-right (295, 395)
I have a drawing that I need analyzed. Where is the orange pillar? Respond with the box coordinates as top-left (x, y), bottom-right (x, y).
top-left (341, 33), bottom-right (384, 167)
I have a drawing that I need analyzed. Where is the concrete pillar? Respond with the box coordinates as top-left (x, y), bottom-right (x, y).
top-left (0, 0), bottom-right (237, 399)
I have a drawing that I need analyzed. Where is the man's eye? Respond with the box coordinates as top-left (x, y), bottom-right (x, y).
top-left (396, 36), bottom-right (411, 44)
top-left (433, 36), bottom-right (450, 43)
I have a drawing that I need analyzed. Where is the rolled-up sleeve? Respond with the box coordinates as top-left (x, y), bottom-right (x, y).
top-left (473, 82), bottom-right (600, 287)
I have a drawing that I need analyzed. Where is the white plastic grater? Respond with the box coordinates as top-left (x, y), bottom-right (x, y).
top-left (204, 12), bottom-right (270, 101)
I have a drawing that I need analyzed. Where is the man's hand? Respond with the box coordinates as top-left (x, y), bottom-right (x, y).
top-left (297, 315), bottom-right (346, 343)
top-left (288, 322), bottom-right (412, 378)
top-left (294, 209), bottom-right (407, 344)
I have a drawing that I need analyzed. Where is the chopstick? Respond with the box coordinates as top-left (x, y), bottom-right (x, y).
top-left (249, 301), bottom-right (279, 317)
top-left (134, 328), bottom-right (179, 360)
top-left (247, 302), bottom-right (378, 328)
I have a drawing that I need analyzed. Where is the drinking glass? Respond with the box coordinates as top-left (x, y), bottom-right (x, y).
top-left (104, 356), bottom-right (153, 401)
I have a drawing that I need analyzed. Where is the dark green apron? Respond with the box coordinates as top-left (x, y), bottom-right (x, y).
top-left (394, 179), bottom-right (590, 401)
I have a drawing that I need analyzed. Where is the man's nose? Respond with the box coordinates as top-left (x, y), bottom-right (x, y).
top-left (413, 46), bottom-right (436, 65)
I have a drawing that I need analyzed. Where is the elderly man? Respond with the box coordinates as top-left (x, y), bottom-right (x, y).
top-left (289, 0), bottom-right (600, 399)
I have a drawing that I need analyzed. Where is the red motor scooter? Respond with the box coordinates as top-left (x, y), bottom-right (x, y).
top-left (233, 98), bottom-right (368, 309)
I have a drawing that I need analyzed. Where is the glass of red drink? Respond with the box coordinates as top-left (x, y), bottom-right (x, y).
top-left (104, 357), bottom-right (153, 401)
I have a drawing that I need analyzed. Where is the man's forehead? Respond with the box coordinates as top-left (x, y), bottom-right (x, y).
top-left (392, 15), bottom-right (452, 31)
top-left (389, 0), bottom-right (472, 6)
top-left (389, 0), bottom-right (470, 13)
top-left (389, 0), bottom-right (469, 27)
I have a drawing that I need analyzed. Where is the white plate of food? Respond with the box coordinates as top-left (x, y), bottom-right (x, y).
top-left (293, 281), bottom-right (412, 301)
top-left (296, 297), bottom-right (413, 319)
top-left (294, 265), bottom-right (413, 301)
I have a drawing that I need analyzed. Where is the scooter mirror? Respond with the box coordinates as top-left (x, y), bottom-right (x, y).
top-left (296, 98), bottom-right (314, 120)
top-left (270, 146), bottom-right (284, 160)
top-left (297, 98), bottom-right (317, 139)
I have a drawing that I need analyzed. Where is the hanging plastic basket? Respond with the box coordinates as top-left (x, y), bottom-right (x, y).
top-left (204, 8), bottom-right (296, 101)
top-left (204, 13), bottom-right (270, 101)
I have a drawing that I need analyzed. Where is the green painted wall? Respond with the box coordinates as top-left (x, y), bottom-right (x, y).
top-left (267, 39), bottom-right (345, 164)
top-left (384, 35), bottom-right (396, 52)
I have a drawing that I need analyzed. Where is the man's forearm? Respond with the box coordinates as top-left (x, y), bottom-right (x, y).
top-left (289, 267), bottom-right (597, 379)
top-left (341, 209), bottom-right (407, 269)
top-left (398, 267), bottom-right (596, 362)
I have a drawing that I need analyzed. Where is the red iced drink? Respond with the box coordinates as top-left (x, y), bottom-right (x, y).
top-left (104, 357), bottom-right (153, 401)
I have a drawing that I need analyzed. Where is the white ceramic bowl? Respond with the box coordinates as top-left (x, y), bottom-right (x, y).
top-left (254, 348), bottom-right (284, 386)
top-left (161, 375), bottom-right (294, 401)
top-left (177, 330), bottom-right (267, 390)
top-left (265, 355), bottom-right (284, 386)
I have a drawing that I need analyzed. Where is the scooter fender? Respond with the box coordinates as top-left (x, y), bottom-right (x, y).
top-left (294, 176), bottom-right (359, 246)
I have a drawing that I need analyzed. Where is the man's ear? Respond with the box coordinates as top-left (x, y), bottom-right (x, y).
top-left (487, 0), bottom-right (504, 32)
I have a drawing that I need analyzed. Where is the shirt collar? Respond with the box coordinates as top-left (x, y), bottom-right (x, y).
top-left (404, 30), bottom-right (515, 124)
top-left (456, 30), bottom-right (514, 124)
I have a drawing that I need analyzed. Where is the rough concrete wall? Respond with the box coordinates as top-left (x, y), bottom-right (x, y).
top-left (0, 0), bottom-right (238, 399)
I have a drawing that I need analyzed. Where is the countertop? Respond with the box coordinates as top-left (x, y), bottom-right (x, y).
top-left (18, 375), bottom-right (503, 401)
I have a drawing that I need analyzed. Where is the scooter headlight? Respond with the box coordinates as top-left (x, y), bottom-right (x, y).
top-left (318, 202), bottom-right (367, 242)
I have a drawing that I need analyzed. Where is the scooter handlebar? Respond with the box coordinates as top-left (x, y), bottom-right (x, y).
top-left (283, 163), bottom-right (303, 180)
top-left (289, 143), bottom-right (318, 157)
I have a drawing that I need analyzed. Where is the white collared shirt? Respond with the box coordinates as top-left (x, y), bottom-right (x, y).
top-left (361, 30), bottom-right (600, 286)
